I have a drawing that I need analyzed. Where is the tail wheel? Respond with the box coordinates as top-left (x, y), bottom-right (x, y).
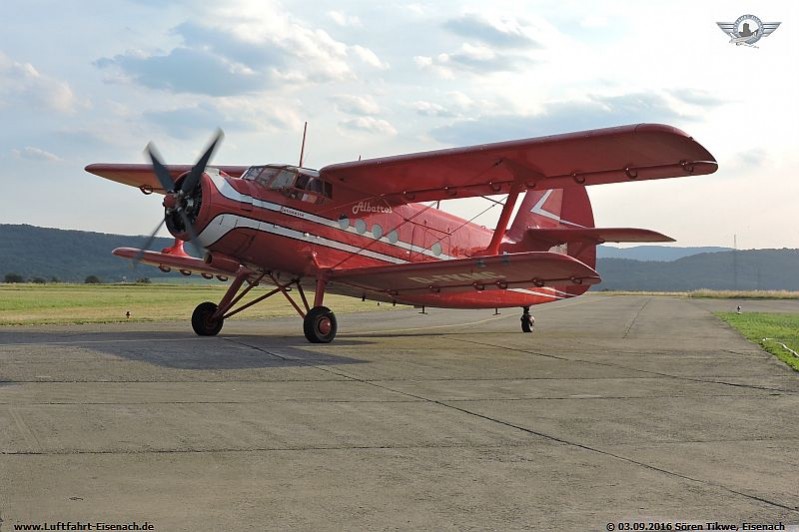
top-left (192, 301), bottom-right (224, 336)
top-left (304, 306), bottom-right (337, 343)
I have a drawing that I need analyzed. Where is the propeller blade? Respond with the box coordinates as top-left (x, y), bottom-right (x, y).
top-left (182, 129), bottom-right (224, 195)
top-left (145, 143), bottom-right (176, 193)
top-left (178, 208), bottom-right (205, 257)
top-left (133, 218), bottom-right (167, 265)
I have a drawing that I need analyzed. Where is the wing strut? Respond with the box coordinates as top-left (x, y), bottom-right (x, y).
top-left (485, 184), bottom-right (523, 255)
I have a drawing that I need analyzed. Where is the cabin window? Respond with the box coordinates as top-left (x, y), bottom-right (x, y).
top-left (372, 224), bottom-right (383, 239)
top-left (355, 219), bottom-right (367, 234)
top-left (387, 230), bottom-right (398, 244)
top-left (242, 165), bottom-right (332, 204)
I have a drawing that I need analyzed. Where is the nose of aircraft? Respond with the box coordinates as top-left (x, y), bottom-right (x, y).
top-left (132, 130), bottom-right (224, 264)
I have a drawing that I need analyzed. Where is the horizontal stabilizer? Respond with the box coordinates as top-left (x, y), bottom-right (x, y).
top-left (329, 251), bottom-right (600, 297)
top-left (113, 247), bottom-right (231, 279)
top-left (524, 227), bottom-right (674, 246)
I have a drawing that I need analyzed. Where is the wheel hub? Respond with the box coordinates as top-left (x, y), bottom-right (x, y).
top-left (318, 317), bottom-right (332, 335)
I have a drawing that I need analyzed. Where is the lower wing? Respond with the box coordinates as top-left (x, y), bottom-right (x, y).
top-left (328, 251), bottom-right (599, 297)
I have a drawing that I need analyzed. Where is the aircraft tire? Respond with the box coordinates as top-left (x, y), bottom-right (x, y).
top-left (192, 301), bottom-right (224, 336)
top-left (304, 306), bottom-right (337, 343)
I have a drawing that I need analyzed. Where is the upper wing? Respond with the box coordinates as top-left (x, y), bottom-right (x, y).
top-left (85, 164), bottom-right (248, 193)
top-left (328, 251), bottom-right (599, 297)
top-left (319, 123), bottom-right (717, 204)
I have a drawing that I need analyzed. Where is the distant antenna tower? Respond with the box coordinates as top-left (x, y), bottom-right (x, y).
top-left (733, 234), bottom-right (738, 290)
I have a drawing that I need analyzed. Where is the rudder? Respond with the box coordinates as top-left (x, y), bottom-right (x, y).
top-left (506, 186), bottom-right (596, 269)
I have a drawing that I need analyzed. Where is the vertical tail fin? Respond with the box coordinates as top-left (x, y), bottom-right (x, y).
top-left (506, 186), bottom-right (596, 269)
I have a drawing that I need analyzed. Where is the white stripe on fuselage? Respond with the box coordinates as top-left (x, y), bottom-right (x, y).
top-left (197, 213), bottom-right (408, 264)
top-left (208, 173), bottom-right (455, 260)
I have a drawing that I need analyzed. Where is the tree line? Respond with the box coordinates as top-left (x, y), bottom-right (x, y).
top-left (3, 273), bottom-right (152, 284)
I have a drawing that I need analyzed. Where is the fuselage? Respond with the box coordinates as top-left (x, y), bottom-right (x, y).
top-left (178, 165), bottom-right (584, 308)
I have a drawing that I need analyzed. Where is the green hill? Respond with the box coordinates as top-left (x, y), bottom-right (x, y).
top-left (596, 249), bottom-right (799, 291)
top-left (1, 224), bottom-right (798, 291)
top-left (0, 224), bottom-right (183, 283)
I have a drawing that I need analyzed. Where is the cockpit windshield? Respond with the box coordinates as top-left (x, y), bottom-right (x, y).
top-left (241, 165), bottom-right (332, 203)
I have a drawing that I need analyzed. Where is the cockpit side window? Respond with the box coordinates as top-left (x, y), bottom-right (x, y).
top-left (269, 169), bottom-right (297, 190)
top-left (242, 165), bottom-right (332, 203)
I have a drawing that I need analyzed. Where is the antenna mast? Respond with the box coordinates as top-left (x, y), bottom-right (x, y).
top-left (298, 121), bottom-right (308, 167)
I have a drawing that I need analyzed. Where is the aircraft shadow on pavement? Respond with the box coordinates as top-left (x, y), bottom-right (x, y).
top-left (0, 330), bottom-right (369, 370)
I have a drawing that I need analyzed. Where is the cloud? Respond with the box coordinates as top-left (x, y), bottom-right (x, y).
top-left (412, 101), bottom-right (458, 118)
top-left (143, 97), bottom-right (302, 139)
top-left (411, 92), bottom-right (486, 118)
top-left (96, 47), bottom-right (264, 97)
top-left (95, 11), bottom-right (359, 96)
top-left (0, 52), bottom-right (81, 113)
top-left (145, 103), bottom-right (238, 139)
top-left (669, 88), bottom-right (727, 107)
top-left (332, 95), bottom-right (380, 116)
top-left (328, 10), bottom-right (362, 27)
top-left (351, 45), bottom-right (389, 70)
top-left (431, 92), bottom-right (687, 145)
top-left (340, 117), bottom-right (397, 136)
top-left (11, 146), bottom-right (62, 162)
top-left (444, 13), bottom-right (542, 48)
top-left (733, 148), bottom-right (768, 170)
top-left (415, 43), bottom-right (536, 78)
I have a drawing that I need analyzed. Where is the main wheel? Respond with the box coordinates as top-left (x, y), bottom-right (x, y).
top-left (303, 306), bottom-right (337, 343)
top-left (192, 301), bottom-right (224, 336)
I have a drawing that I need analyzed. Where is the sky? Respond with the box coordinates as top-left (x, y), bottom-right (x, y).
top-left (0, 0), bottom-right (796, 249)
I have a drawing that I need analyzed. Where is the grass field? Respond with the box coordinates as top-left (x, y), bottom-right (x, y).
top-left (716, 312), bottom-right (799, 371)
top-left (692, 289), bottom-right (799, 300)
top-left (597, 290), bottom-right (799, 299)
top-left (0, 283), bottom-right (396, 325)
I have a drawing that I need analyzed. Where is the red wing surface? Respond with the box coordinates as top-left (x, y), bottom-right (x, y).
top-left (85, 164), bottom-right (248, 193)
top-left (320, 123), bottom-right (717, 203)
top-left (524, 228), bottom-right (675, 246)
top-left (328, 251), bottom-right (600, 296)
top-left (112, 247), bottom-right (230, 278)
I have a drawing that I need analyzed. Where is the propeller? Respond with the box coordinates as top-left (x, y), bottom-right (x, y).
top-left (133, 130), bottom-right (224, 264)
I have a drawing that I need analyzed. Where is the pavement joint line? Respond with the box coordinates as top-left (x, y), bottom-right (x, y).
top-left (447, 337), bottom-right (799, 395)
top-left (0, 392), bottom-right (786, 406)
top-left (5, 436), bottom-right (797, 457)
top-left (225, 341), bottom-right (799, 515)
top-left (404, 395), bottom-right (799, 514)
top-left (0, 336), bottom-right (211, 346)
top-left (365, 381), bottom-right (799, 514)
top-left (622, 297), bottom-right (651, 339)
top-left (349, 312), bottom-right (510, 336)
top-left (0, 442), bottom-right (541, 456)
top-left (0, 374), bottom-right (786, 383)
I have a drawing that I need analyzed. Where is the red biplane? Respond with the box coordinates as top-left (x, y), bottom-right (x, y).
top-left (85, 124), bottom-right (716, 343)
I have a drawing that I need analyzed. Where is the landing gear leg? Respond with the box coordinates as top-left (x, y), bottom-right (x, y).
top-left (191, 267), bottom-right (253, 337)
top-left (188, 267), bottom-right (338, 343)
top-left (521, 306), bottom-right (535, 333)
top-left (303, 277), bottom-right (337, 343)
